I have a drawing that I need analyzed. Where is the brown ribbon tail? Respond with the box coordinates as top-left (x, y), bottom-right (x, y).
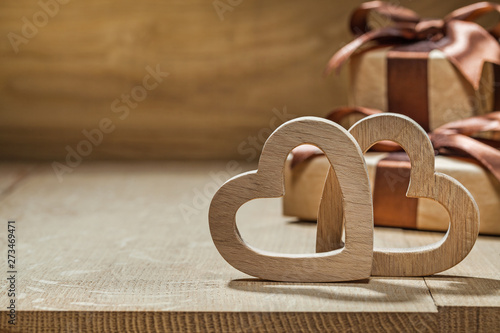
top-left (445, 1), bottom-right (500, 39)
top-left (324, 27), bottom-right (417, 76)
top-left (431, 132), bottom-right (500, 182)
top-left (430, 112), bottom-right (500, 181)
top-left (439, 2), bottom-right (500, 89)
top-left (439, 20), bottom-right (500, 90)
top-left (436, 111), bottom-right (500, 135)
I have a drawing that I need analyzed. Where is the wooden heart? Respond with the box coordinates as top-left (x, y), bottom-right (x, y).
top-left (209, 117), bottom-right (373, 282)
top-left (318, 114), bottom-right (480, 276)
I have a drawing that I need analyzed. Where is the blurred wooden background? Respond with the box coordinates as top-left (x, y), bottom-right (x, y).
top-left (0, 0), bottom-right (487, 161)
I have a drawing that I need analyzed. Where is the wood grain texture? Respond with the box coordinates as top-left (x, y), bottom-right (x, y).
top-left (0, 311), bottom-right (440, 333)
top-left (2, 309), bottom-right (499, 333)
top-left (209, 117), bottom-right (373, 282)
top-left (0, 161), bottom-right (497, 332)
top-left (0, 0), bottom-right (484, 160)
top-left (318, 114), bottom-right (480, 276)
top-left (316, 166), bottom-right (345, 252)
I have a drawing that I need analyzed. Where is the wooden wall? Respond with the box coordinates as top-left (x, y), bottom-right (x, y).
top-left (0, 0), bottom-right (484, 160)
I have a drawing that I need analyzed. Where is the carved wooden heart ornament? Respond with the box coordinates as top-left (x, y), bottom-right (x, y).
top-left (318, 113), bottom-right (480, 276)
top-left (209, 117), bottom-right (374, 282)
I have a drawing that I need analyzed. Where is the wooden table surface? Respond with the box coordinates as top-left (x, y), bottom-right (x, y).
top-left (0, 162), bottom-right (499, 332)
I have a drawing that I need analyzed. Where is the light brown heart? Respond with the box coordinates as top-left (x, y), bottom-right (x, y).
top-left (318, 113), bottom-right (479, 276)
top-left (209, 117), bottom-right (374, 282)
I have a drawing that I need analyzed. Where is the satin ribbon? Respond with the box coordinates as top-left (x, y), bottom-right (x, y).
top-left (325, 1), bottom-right (500, 89)
top-left (291, 107), bottom-right (500, 182)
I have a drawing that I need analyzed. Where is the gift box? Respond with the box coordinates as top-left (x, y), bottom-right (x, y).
top-left (326, 1), bottom-right (500, 131)
top-left (348, 48), bottom-right (497, 131)
top-left (283, 108), bottom-right (500, 235)
top-left (283, 152), bottom-right (500, 235)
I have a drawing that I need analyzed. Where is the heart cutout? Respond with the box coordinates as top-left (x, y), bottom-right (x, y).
top-left (209, 117), bottom-right (374, 282)
top-left (318, 113), bottom-right (480, 276)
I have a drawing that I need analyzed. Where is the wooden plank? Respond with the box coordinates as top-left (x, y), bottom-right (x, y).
top-left (0, 0), bottom-right (480, 160)
top-left (437, 307), bottom-right (500, 332)
top-left (0, 162), bottom-right (434, 313)
top-left (0, 161), bottom-right (498, 332)
top-left (425, 235), bottom-right (500, 307)
top-left (0, 311), bottom-right (439, 333)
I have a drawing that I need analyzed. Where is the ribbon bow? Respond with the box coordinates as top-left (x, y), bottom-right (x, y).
top-left (291, 106), bottom-right (500, 183)
top-left (326, 1), bottom-right (500, 89)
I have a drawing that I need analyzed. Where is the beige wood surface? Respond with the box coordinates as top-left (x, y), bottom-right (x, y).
top-left (209, 117), bottom-right (373, 282)
top-left (0, 163), bottom-right (36, 197)
top-left (0, 0), bottom-right (483, 161)
top-left (0, 161), bottom-right (498, 332)
top-left (318, 114), bottom-right (480, 277)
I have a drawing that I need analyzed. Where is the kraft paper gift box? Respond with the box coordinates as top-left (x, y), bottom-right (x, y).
top-left (282, 107), bottom-right (500, 235)
top-left (347, 48), bottom-right (498, 131)
top-left (326, 1), bottom-right (500, 131)
top-left (283, 151), bottom-right (500, 235)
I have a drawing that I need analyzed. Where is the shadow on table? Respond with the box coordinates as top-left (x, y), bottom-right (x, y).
top-left (423, 274), bottom-right (500, 296)
top-left (228, 276), bottom-right (500, 303)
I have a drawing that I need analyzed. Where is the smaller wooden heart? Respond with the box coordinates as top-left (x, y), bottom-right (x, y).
top-left (318, 114), bottom-right (480, 276)
top-left (209, 117), bottom-right (374, 282)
